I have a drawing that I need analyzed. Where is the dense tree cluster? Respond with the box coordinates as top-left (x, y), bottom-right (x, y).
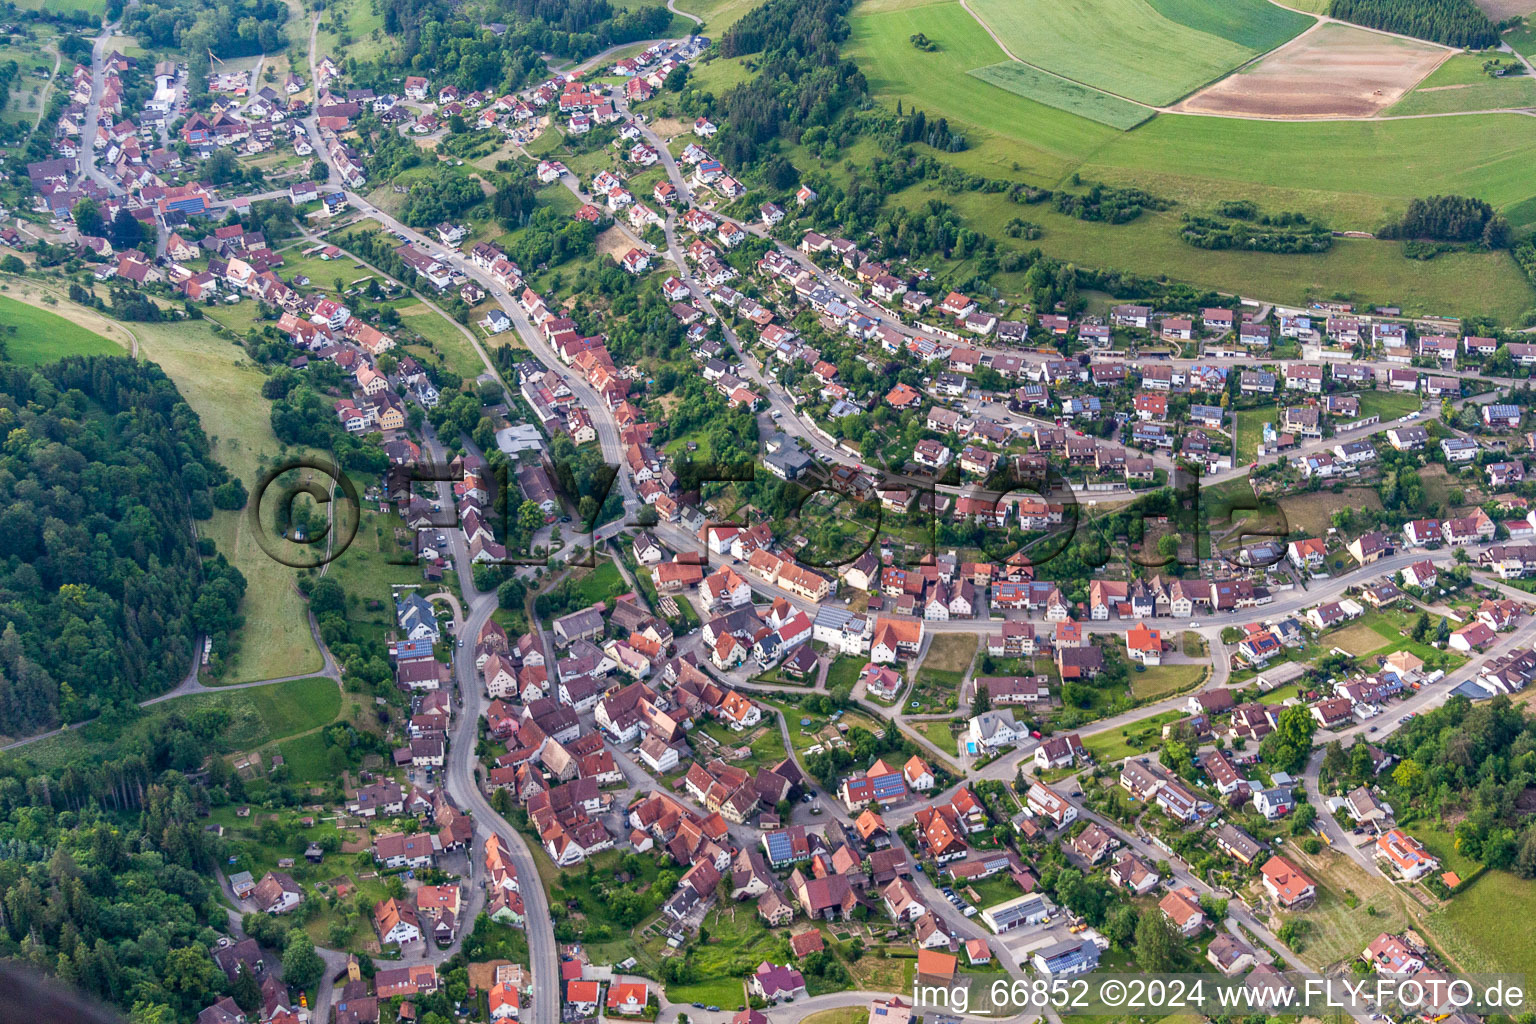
top-left (1330, 0), bottom-right (1498, 47)
top-left (895, 108), bottom-right (964, 151)
top-left (708, 0), bottom-right (866, 167)
top-left (1179, 213), bottom-right (1333, 253)
top-left (0, 358), bottom-right (246, 736)
top-left (1380, 194), bottom-right (1510, 247)
top-left (1051, 181), bottom-right (1170, 225)
top-left (400, 171), bottom-right (487, 230)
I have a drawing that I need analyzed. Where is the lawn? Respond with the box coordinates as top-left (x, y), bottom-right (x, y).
top-left (1129, 662), bottom-right (1205, 701)
top-left (1326, 621), bottom-right (1390, 657)
top-left (1080, 710), bottom-right (1183, 762)
top-left (1231, 406), bottom-right (1278, 461)
top-left (825, 655), bottom-right (865, 694)
top-left (968, 61), bottom-right (1153, 129)
top-left (916, 718), bottom-right (962, 756)
top-left (1348, 607), bottom-right (1468, 671)
top-left (1355, 390), bottom-right (1424, 421)
top-left (0, 292), bottom-right (128, 364)
top-left (965, 0), bottom-right (1310, 106)
top-left (132, 319), bottom-right (324, 682)
top-left (763, 698), bottom-right (886, 758)
top-left (1385, 52), bottom-right (1536, 116)
top-left (17, 676), bottom-right (340, 771)
top-left (574, 559), bottom-right (629, 605)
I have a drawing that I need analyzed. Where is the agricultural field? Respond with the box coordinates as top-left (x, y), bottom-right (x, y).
top-left (1079, 111), bottom-right (1536, 233)
top-left (968, 61), bottom-right (1153, 129)
top-left (1479, 0), bottom-right (1536, 18)
top-left (0, 292), bottom-right (127, 364)
top-left (1385, 51), bottom-right (1536, 116)
top-left (133, 318), bottom-right (325, 683)
top-left (848, 0), bottom-right (1536, 317)
top-left (965, 0), bottom-right (1312, 106)
top-left (846, 1), bottom-right (1120, 182)
top-left (1175, 23), bottom-right (1449, 118)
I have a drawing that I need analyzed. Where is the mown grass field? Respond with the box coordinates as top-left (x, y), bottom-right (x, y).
top-left (889, 182), bottom-right (1535, 322)
top-left (1429, 868), bottom-right (1536, 976)
top-left (916, 717), bottom-right (962, 755)
top-left (1273, 843), bottom-right (1415, 971)
top-left (1385, 52), bottom-right (1536, 116)
top-left (1355, 390), bottom-right (1424, 421)
top-left (1129, 661), bottom-right (1205, 701)
top-left (16, 676), bottom-right (340, 771)
top-left (1082, 111), bottom-right (1536, 232)
top-left (965, 0), bottom-right (1309, 106)
top-left (969, 61), bottom-right (1153, 129)
top-left (670, 0), bottom-right (769, 31)
top-left (0, 293), bottom-right (125, 364)
top-left (133, 319), bottom-right (324, 683)
top-left (846, 1), bottom-right (1119, 181)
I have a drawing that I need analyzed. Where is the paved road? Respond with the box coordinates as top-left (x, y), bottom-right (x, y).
top-left (423, 422), bottom-right (562, 1024)
top-left (80, 20), bottom-right (125, 198)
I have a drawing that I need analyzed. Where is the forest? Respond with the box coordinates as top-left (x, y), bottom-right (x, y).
top-left (355, 0), bottom-right (670, 93)
top-left (1329, 0), bottom-right (1498, 48)
top-left (705, 0), bottom-right (867, 168)
top-left (0, 358), bottom-right (247, 738)
top-left (121, 0), bottom-right (288, 92)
